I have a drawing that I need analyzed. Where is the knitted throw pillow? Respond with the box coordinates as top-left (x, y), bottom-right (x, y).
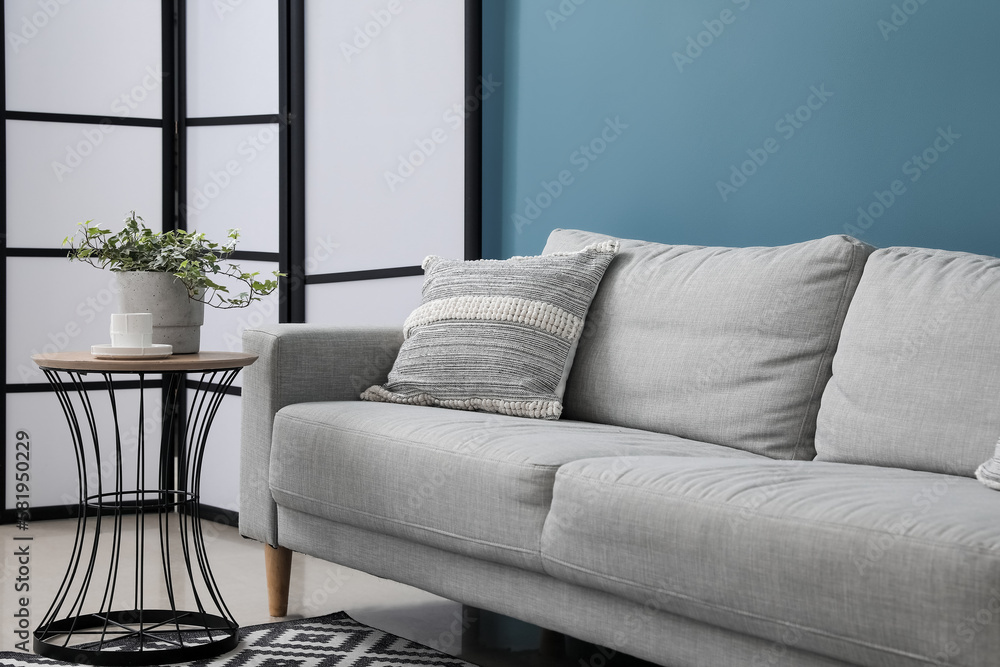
top-left (976, 438), bottom-right (1000, 490)
top-left (361, 240), bottom-right (619, 419)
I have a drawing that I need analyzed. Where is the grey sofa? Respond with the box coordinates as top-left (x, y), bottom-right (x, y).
top-left (240, 229), bottom-right (1000, 667)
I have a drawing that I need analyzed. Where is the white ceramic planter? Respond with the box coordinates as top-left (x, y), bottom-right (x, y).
top-left (116, 272), bottom-right (205, 354)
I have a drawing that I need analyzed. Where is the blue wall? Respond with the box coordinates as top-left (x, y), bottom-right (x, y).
top-left (484, 0), bottom-right (1000, 259)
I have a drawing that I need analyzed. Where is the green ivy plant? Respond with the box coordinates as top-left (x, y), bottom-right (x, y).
top-left (64, 211), bottom-right (282, 309)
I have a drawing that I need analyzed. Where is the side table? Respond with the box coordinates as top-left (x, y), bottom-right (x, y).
top-left (30, 351), bottom-right (257, 666)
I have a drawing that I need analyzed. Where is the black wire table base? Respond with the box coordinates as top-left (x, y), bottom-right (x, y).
top-left (33, 366), bottom-right (243, 666)
top-left (35, 610), bottom-right (238, 665)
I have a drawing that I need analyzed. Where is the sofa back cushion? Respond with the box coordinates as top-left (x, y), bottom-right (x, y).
top-left (815, 246), bottom-right (1000, 476)
top-left (542, 230), bottom-right (874, 460)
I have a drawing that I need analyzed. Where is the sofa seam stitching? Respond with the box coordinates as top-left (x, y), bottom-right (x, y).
top-left (270, 486), bottom-right (539, 556)
top-left (270, 330), bottom-right (282, 547)
top-left (539, 553), bottom-right (941, 665)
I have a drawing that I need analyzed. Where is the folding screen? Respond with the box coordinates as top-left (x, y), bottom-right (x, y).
top-left (3, 0), bottom-right (480, 522)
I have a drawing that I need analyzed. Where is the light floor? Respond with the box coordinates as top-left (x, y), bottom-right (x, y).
top-left (0, 517), bottom-right (654, 666)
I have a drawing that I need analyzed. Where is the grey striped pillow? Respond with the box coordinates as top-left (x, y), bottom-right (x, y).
top-left (361, 240), bottom-right (619, 419)
top-left (976, 438), bottom-right (1000, 490)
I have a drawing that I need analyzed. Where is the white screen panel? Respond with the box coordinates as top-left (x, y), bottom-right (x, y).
top-left (305, 275), bottom-right (423, 326)
top-left (4, 0), bottom-right (162, 118)
top-left (304, 0), bottom-right (465, 273)
top-left (6, 258), bottom-right (131, 385)
top-left (6, 120), bottom-right (161, 247)
top-left (199, 260), bottom-right (280, 387)
top-left (186, 0), bottom-right (279, 117)
top-left (185, 124), bottom-right (279, 252)
top-left (190, 392), bottom-right (241, 512)
top-left (302, 231), bottom-right (344, 276)
top-left (7, 390), bottom-right (162, 510)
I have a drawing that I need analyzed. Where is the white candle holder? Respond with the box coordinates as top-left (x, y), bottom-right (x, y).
top-left (92, 313), bottom-right (172, 358)
top-left (110, 313), bottom-right (153, 348)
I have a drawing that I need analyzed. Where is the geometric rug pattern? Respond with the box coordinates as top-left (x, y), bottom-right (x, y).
top-left (0, 612), bottom-right (477, 666)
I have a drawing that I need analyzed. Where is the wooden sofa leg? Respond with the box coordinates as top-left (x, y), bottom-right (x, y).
top-left (265, 545), bottom-right (293, 617)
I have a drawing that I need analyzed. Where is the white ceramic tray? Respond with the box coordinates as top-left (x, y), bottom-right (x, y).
top-left (91, 344), bottom-right (173, 359)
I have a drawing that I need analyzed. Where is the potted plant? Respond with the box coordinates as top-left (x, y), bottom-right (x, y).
top-left (64, 211), bottom-right (281, 353)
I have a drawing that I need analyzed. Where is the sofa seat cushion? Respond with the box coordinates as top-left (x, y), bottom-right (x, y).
top-left (269, 402), bottom-right (763, 573)
top-left (541, 457), bottom-right (1000, 666)
top-left (543, 229), bottom-right (874, 460)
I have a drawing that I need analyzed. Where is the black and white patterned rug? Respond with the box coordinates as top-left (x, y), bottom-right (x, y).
top-left (0, 612), bottom-right (476, 666)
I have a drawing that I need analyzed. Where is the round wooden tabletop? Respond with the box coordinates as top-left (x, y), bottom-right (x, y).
top-left (31, 351), bottom-right (258, 372)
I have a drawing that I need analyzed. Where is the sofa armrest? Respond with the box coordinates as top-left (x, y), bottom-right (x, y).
top-left (239, 324), bottom-right (403, 546)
